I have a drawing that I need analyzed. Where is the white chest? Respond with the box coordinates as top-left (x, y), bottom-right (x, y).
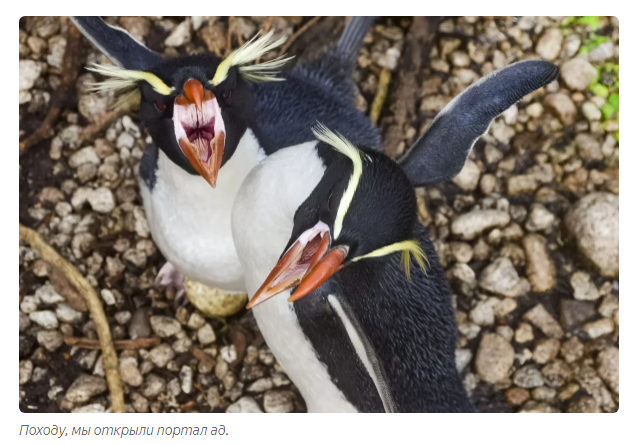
top-left (140, 130), bottom-right (265, 293)
top-left (232, 143), bottom-right (358, 412)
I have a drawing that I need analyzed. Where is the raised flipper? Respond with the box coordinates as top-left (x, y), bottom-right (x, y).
top-left (398, 60), bottom-right (559, 187)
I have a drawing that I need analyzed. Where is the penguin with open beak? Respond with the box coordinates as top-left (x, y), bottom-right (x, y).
top-left (232, 60), bottom-right (559, 412)
top-left (71, 17), bottom-right (379, 300)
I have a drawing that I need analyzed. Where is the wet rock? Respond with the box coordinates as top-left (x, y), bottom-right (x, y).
top-left (226, 396), bottom-right (263, 413)
top-left (544, 93), bottom-right (577, 126)
top-left (564, 193), bottom-right (619, 277)
top-left (150, 316), bottom-right (181, 338)
top-left (560, 299), bottom-right (596, 329)
top-left (523, 304), bottom-right (563, 339)
top-left (451, 210), bottom-right (510, 240)
top-left (536, 28), bottom-right (562, 60)
top-left (523, 234), bottom-right (556, 292)
top-left (513, 365), bottom-right (545, 388)
top-left (66, 374), bottom-right (108, 403)
top-left (560, 58), bottom-right (597, 91)
top-left (452, 159), bottom-right (481, 191)
top-left (584, 318), bottom-right (614, 339)
top-left (478, 258), bottom-right (530, 298)
top-left (475, 333), bottom-right (514, 383)
top-left (596, 346), bottom-right (619, 394)
top-left (263, 390), bottom-right (295, 413)
top-left (570, 271), bottom-right (600, 301)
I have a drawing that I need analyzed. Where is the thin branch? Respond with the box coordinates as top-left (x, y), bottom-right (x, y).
top-left (19, 20), bottom-right (83, 154)
top-left (79, 107), bottom-right (127, 145)
top-left (278, 16), bottom-right (322, 57)
top-left (19, 224), bottom-right (124, 413)
top-left (370, 68), bottom-right (392, 124)
top-left (64, 336), bottom-right (161, 350)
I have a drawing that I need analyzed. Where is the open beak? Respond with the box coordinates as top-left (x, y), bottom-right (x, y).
top-left (246, 222), bottom-right (347, 309)
top-left (173, 79), bottom-right (226, 188)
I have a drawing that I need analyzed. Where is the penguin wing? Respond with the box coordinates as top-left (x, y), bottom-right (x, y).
top-left (398, 60), bottom-right (559, 187)
top-left (71, 16), bottom-right (163, 71)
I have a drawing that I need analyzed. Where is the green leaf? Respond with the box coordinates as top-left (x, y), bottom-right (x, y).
top-left (601, 103), bottom-right (616, 120)
top-left (579, 45), bottom-right (590, 54)
top-left (590, 83), bottom-right (609, 97)
top-left (614, 131), bottom-right (619, 142)
top-left (561, 16), bottom-right (576, 27)
top-left (577, 16), bottom-right (601, 30)
top-left (608, 93), bottom-right (619, 111)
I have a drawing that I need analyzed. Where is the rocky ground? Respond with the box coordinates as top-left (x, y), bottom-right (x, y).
top-left (19, 16), bottom-right (619, 413)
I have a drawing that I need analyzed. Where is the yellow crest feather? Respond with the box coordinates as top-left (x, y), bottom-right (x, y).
top-left (212, 30), bottom-right (292, 86)
top-left (311, 123), bottom-right (365, 239)
top-left (353, 240), bottom-right (429, 279)
top-left (86, 63), bottom-right (173, 96)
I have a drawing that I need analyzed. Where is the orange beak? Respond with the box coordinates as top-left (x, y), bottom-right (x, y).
top-left (173, 79), bottom-right (226, 188)
top-left (247, 223), bottom-right (347, 309)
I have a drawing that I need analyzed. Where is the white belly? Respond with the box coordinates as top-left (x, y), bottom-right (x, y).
top-left (140, 130), bottom-right (265, 293)
top-left (232, 143), bottom-right (358, 412)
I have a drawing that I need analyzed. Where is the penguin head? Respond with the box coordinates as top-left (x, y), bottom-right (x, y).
top-left (73, 17), bottom-right (290, 187)
top-left (247, 124), bottom-right (428, 309)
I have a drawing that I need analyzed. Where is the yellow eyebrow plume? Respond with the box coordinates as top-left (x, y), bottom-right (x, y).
top-left (311, 123), bottom-right (364, 239)
top-left (212, 30), bottom-right (292, 86)
top-left (352, 240), bottom-right (429, 279)
top-left (86, 63), bottom-right (173, 96)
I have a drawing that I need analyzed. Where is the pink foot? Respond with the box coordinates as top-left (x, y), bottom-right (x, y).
top-left (155, 262), bottom-right (186, 306)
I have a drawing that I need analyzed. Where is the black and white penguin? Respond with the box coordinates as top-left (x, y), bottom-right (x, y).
top-left (232, 60), bottom-right (559, 412)
top-left (71, 17), bottom-right (379, 296)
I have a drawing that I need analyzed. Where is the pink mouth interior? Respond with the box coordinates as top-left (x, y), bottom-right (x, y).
top-left (182, 117), bottom-right (215, 163)
top-left (273, 234), bottom-right (324, 286)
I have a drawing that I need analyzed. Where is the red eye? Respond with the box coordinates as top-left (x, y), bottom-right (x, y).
top-left (155, 100), bottom-right (167, 112)
top-left (222, 89), bottom-right (232, 101)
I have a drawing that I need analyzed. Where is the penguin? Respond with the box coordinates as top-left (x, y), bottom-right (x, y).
top-left (231, 60), bottom-right (559, 412)
top-left (71, 17), bottom-right (379, 297)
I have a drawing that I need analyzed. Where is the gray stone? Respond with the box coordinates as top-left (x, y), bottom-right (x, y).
top-left (560, 299), bottom-right (596, 329)
top-left (69, 146), bottom-right (100, 168)
top-left (570, 271), bottom-right (600, 301)
top-left (179, 365), bottom-right (193, 393)
top-left (247, 377), bottom-right (274, 393)
top-left (581, 102), bottom-right (602, 121)
top-left (575, 133), bottom-right (603, 161)
top-left (164, 20), bottom-right (192, 47)
top-left (584, 318), bottom-right (614, 339)
top-left (513, 365), bottom-right (545, 388)
top-left (19, 360), bottom-right (33, 385)
top-left (455, 349), bottom-right (472, 373)
top-left (226, 396), bottom-right (263, 413)
top-left (140, 374), bottom-right (166, 398)
top-left (119, 357), bottom-right (143, 387)
top-left (149, 343), bottom-right (175, 368)
top-left (564, 193), bottom-right (619, 277)
top-left (451, 210), bottom-right (511, 240)
top-left (536, 28), bottom-right (562, 60)
top-left (66, 374), bottom-right (108, 403)
top-left (479, 258), bottom-right (530, 298)
top-left (596, 346), bottom-right (619, 394)
top-left (523, 304), bottom-right (563, 339)
top-left (533, 339), bottom-right (560, 364)
top-left (35, 284), bottom-right (64, 304)
top-left (37, 330), bottom-right (64, 352)
top-left (19, 60), bottom-right (42, 91)
top-left (560, 58), bottom-right (597, 91)
top-left (452, 159), bottom-right (481, 191)
top-left (523, 234), bottom-right (557, 292)
top-left (197, 323), bottom-right (216, 345)
top-left (87, 188), bottom-right (115, 214)
top-left (150, 316), bottom-right (181, 338)
top-left (475, 333), bottom-right (514, 384)
top-left (29, 310), bottom-right (58, 329)
top-left (589, 41), bottom-right (615, 62)
top-left (544, 93), bottom-right (577, 126)
top-left (56, 304), bottom-right (84, 324)
top-left (525, 204), bottom-right (556, 232)
top-left (561, 34), bottom-right (581, 59)
top-left (263, 390), bottom-right (295, 413)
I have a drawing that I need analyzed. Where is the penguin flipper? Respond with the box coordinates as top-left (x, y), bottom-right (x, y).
top-left (336, 16), bottom-right (378, 66)
top-left (398, 60), bottom-right (560, 187)
top-left (70, 16), bottom-right (163, 71)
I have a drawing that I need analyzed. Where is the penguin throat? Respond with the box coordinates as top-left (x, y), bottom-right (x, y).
top-left (173, 98), bottom-right (225, 165)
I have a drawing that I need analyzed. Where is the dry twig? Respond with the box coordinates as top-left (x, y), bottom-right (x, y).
top-left (278, 16), bottom-right (322, 57)
top-left (19, 20), bottom-right (83, 154)
top-left (64, 336), bottom-right (161, 351)
top-left (80, 108), bottom-right (128, 145)
top-left (370, 68), bottom-right (392, 124)
top-left (19, 224), bottom-right (124, 413)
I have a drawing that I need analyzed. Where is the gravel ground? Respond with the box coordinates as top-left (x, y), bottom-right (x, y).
top-left (19, 16), bottom-right (619, 413)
